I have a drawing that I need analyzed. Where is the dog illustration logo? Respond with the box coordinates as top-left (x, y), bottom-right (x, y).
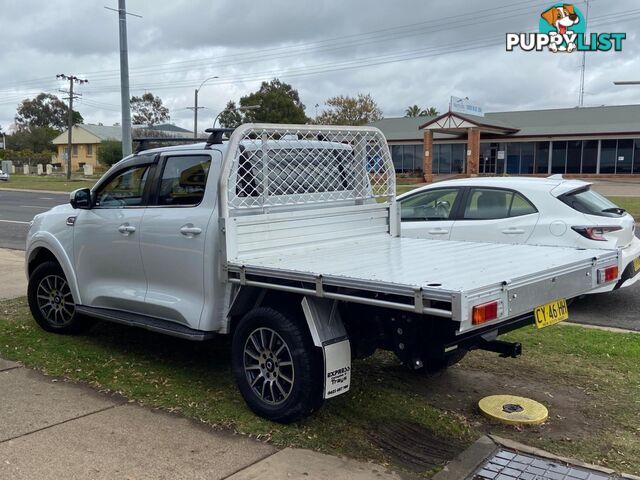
top-left (506, 3), bottom-right (625, 53)
top-left (540, 4), bottom-right (583, 52)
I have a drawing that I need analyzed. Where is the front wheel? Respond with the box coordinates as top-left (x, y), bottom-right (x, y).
top-left (27, 261), bottom-right (91, 334)
top-left (232, 307), bottom-right (324, 423)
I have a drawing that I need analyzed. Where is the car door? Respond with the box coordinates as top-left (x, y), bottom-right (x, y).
top-left (139, 151), bottom-right (219, 328)
top-left (399, 187), bottom-right (463, 240)
top-left (73, 159), bottom-right (155, 311)
top-left (449, 187), bottom-right (540, 244)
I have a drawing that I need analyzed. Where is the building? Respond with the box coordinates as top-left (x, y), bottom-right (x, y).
top-left (370, 104), bottom-right (640, 181)
top-left (51, 123), bottom-right (193, 172)
top-left (52, 124), bottom-right (120, 171)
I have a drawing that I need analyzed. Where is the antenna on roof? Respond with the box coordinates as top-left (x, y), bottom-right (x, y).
top-left (204, 128), bottom-right (235, 148)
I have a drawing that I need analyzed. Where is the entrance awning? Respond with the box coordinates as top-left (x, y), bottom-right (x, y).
top-left (418, 111), bottom-right (519, 136)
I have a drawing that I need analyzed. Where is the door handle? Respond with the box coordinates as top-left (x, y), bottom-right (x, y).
top-left (180, 225), bottom-right (202, 237)
top-left (427, 229), bottom-right (449, 235)
top-left (502, 228), bottom-right (525, 234)
top-left (117, 223), bottom-right (136, 235)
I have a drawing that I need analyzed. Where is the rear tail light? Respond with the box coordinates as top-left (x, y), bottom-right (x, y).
top-left (597, 265), bottom-right (619, 284)
top-left (472, 301), bottom-right (498, 325)
top-left (571, 225), bottom-right (622, 241)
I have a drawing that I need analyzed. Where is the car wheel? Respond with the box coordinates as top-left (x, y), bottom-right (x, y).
top-left (232, 307), bottom-right (324, 423)
top-left (27, 261), bottom-right (91, 334)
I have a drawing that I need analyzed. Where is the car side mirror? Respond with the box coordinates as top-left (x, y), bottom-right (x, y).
top-left (70, 188), bottom-right (92, 209)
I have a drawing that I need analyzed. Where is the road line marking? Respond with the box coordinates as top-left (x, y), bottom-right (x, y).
top-left (0, 219), bottom-right (30, 224)
top-left (20, 205), bottom-right (50, 209)
top-left (39, 197), bottom-right (55, 200)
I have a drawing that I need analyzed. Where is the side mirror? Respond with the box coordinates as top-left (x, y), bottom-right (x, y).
top-left (70, 188), bottom-right (92, 209)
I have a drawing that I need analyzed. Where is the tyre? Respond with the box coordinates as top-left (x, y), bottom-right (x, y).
top-left (232, 307), bottom-right (324, 423)
top-left (27, 261), bottom-right (91, 334)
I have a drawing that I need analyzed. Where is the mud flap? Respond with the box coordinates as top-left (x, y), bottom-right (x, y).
top-left (301, 297), bottom-right (351, 399)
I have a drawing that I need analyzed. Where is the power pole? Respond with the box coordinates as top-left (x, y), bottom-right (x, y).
top-left (578, 0), bottom-right (590, 107)
top-left (105, 1), bottom-right (141, 157)
top-left (186, 90), bottom-right (206, 138)
top-left (57, 74), bottom-right (88, 180)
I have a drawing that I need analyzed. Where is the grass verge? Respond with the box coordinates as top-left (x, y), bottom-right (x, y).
top-left (609, 196), bottom-right (640, 220)
top-left (0, 174), bottom-right (96, 192)
top-left (0, 297), bottom-right (638, 476)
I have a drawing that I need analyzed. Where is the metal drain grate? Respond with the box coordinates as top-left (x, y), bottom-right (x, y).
top-left (472, 449), bottom-right (615, 480)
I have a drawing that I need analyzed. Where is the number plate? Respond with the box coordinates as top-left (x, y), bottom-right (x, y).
top-left (633, 257), bottom-right (640, 272)
top-left (534, 299), bottom-right (569, 329)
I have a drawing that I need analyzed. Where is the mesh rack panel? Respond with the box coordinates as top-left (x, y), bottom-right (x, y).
top-left (222, 124), bottom-right (395, 212)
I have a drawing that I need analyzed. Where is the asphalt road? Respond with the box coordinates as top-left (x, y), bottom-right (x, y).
top-left (0, 190), bottom-right (68, 250)
top-left (0, 189), bottom-right (638, 331)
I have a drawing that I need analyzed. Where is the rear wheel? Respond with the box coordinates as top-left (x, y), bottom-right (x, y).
top-left (27, 261), bottom-right (91, 334)
top-left (232, 307), bottom-right (324, 423)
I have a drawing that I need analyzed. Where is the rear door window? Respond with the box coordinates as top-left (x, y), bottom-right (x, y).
top-left (157, 155), bottom-right (212, 206)
top-left (463, 188), bottom-right (537, 220)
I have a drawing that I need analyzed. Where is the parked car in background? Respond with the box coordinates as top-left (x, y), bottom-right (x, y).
top-left (398, 176), bottom-right (640, 293)
top-left (0, 169), bottom-right (9, 181)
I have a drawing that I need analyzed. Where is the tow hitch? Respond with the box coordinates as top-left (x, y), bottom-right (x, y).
top-left (477, 339), bottom-right (522, 358)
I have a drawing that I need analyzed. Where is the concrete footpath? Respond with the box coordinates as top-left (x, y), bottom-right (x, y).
top-left (0, 359), bottom-right (400, 479)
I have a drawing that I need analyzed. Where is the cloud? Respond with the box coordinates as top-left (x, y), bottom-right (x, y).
top-left (0, 0), bottom-right (638, 132)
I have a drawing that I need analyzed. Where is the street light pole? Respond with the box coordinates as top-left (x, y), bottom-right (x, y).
top-left (613, 81), bottom-right (640, 85)
top-left (213, 105), bottom-right (261, 128)
top-left (189, 76), bottom-right (218, 137)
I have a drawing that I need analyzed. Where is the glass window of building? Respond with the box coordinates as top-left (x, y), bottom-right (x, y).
top-left (582, 140), bottom-right (598, 173)
top-left (451, 144), bottom-right (465, 174)
top-left (634, 140), bottom-right (640, 174)
top-left (437, 144), bottom-right (452, 174)
top-left (535, 142), bottom-right (549, 174)
top-left (600, 140), bottom-right (617, 174)
top-left (520, 142), bottom-right (535, 174)
top-left (566, 141), bottom-right (582, 174)
top-left (391, 145), bottom-right (403, 172)
top-left (506, 143), bottom-right (520, 174)
top-left (551, 141), bottom-right (567, 174)
top-left (616, 140), bottom-right (633, 174)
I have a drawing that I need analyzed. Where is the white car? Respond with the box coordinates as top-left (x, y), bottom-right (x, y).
top-left (0, 169), bottom-right (8, 181)
top-left (398, 176), bottom-right (640, 293)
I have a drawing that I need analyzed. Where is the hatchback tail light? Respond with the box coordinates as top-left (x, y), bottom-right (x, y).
top-left (597, 265), bottom-right (619, 284)
top-left (472, 301), bottom-right (498, 325)
top-left (571, 225), bottom-right (622, 241)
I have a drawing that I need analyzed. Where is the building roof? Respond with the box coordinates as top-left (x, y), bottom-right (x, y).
top-left (52, 123), bottom-right (194, 145)
top-left (371, 104), bottom-right (640, 142)
top-left (52, 124), bottom-right (121, 145)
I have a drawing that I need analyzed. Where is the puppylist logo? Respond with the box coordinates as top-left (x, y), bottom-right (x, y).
top-left (506, 3), bottom-right (626, 53)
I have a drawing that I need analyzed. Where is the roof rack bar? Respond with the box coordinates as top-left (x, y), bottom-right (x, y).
top-left (132, 137), bottom-right (201, 153)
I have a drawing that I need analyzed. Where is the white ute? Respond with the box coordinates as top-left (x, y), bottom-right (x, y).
top-left (26, 124), bottom-right (619, 422)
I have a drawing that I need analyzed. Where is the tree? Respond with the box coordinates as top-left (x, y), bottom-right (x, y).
top-left (15, 93), bottom-right (83, 131)
top-left (218, 101), bottom-right (243, 128)
top-left (97, 140), bottom-right (123, 166)
top-left (130, 92), bottom-right (170, 126)
top-left (239, 79), bottom-right (308, 124)
top-left (404, 105), bottom-right (439, 117)
top-left (7, 127), bottom-right (60, 153)
top-left (316, 93), bottom-right (383, 126)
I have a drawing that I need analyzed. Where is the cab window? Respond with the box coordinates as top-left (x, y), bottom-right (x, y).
top-left (95, 166), bottom-right (150, 208)
top-left (400, 188), bottom-right (460, 221)
top-left (157, 155), bottom-right (211, 206)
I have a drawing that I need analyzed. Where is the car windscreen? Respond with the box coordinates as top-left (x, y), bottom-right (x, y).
top-left (558, 187), bottom-right (626, 217)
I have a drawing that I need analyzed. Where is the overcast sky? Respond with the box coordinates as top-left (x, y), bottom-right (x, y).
top-left (0, 0), bottom-right (638, 133)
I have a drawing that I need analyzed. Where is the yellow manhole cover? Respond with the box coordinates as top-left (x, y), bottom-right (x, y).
top-left (478, 395), bottom-right (548, 425)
